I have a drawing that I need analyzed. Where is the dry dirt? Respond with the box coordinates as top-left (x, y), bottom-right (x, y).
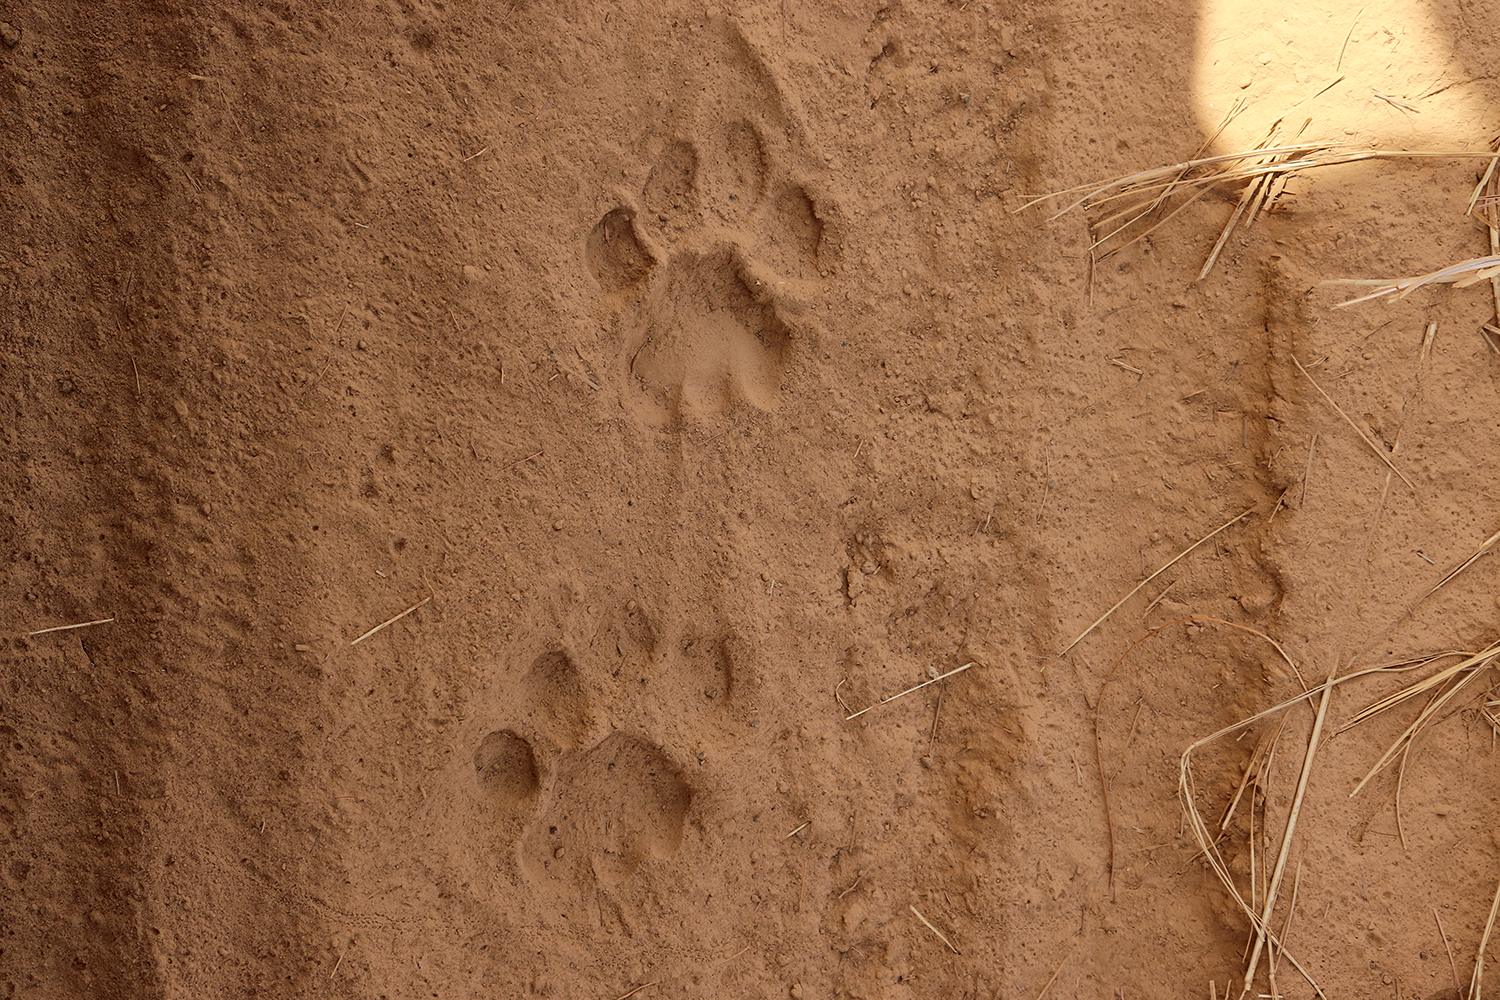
top-left (5, 1), bottom-right (1500, 998)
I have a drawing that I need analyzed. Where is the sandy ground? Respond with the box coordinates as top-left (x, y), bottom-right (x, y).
top-left (5, 1), bottom-right (1500, 997)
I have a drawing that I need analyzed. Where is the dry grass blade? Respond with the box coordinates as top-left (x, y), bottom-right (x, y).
top-left (1465, 142), bottom-right (1500, 218)
top-left (27, 616), bottom-right (116, 636)
top-left (1032, 946), bottom-right (1076, 1000)
top-left (1292, 355), bottom-right (1415, 491)
top-left (1324, 254), bottom-right (1500, 307)
top-left (844, 662), bottom-right (974, 720)
top-left (1198, 127), bottom-right (1312, 280)
top-left (1342, 642), bottom-right (1500, 798)
top-left (1437, 907), bottom-right (1465, 995)
top-left (1178, 656), bottom-right (1451, 1000)
top-left (350, 595), bottom-right (433, 646)
top-left (1059, 509), bottom-right (1252, 656)
top-left (908, 905), bottom-right (960, 954)
top-left (1020, 148), bottom-right (1500, 260)
top-left (1471, 877), bottom-right (1500, 1000)
top-left (1102, 617), bottom-right (1303, 904)
top-left (1242, 661), bottom-right (1335, 997)
top-left (1409, 525), bottom-right (1500, 612)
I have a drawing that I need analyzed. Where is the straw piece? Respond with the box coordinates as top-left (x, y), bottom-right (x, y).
top-left (1198, 172), bottom-right (1261, 282)
top-left (1020, 147), bottom-right (1500, 219)
top-left (350, 595), bottom-right (432, 646)
top-left (1344, 643), bottom-right (1500, 797)
top-left (1059, 509), bottom-right (1252, 656)
top-left (610, 983), bottom-right (659, 1000)
top-left (1325, 254), bottom-right (1500, 307)
top-left (1436, 907), bottom-right (1464, 995)
top-left (1032, 946), bottom-right (1075, 1000)
top-left (844, 662), bottom-right (974, 720)
top-left (1179, 657), bottom-right (1427, 1000)
top-left (1470, 877), bottom-right (1500, 1000)
top-left (1242, 661), bottom-right (1335, 996)
top-left (27, 616), bottom-right (115, 636)
top-left (908, 905), bottom-right (960, 954)
top-left (1292, 355), bottom-right (1415, 491)
top-left (1410, 526), bottom-right (1500, 612)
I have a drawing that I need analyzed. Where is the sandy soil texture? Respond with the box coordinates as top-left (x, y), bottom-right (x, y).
top-left (5, 1), bottom-right (1500, 998)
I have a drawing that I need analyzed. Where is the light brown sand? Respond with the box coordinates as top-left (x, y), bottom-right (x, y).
top-left (5, 2), bottom-right (1500, 997)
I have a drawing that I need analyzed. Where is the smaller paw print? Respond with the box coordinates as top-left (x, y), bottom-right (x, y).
top-left (587, 121), bottom-right (838, 422)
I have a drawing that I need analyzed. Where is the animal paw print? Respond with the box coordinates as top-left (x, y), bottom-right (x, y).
top-left (472, 645), bottom-right (693, 890)
top-left (470, 601), bottom-right (754, 892)
top-left (586, 117), bottom-right (838, 422)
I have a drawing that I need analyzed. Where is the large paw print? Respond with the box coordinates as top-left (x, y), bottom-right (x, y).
top-left (587, 117), bottom-right (838, 423)
top-left (472, 648), bottom-right (692, 889)
top-left (468, 602), bottom-right (748, 893)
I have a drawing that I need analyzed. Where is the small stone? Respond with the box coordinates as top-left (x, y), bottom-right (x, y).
top-left (0, 23), bottom-right (20, 48)
top-left (294, 644), bottom-right (313, 653)
top-left (552, 520), bottom-right (564, 531)
top-left (553, 847), bottom-right (565, 859)
top-left (199, 503), bottom-right (211, 516)
top-left (356, 339), bottom-right (367, 350)
top-left (57, 378), bottom-right (75, 394)
top-left (790, 985), bottom-right (804, 1000)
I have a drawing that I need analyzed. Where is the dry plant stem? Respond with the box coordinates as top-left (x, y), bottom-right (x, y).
top-left (611, 983), bottom-right (659, 1000)
top-left (1411, 526), bottom-right (1500, 611)
top-left (844, 662), bottom-right (974, 720)
top-left (1096, 616), bottom-right (1303, 902)
top-left (1198, 174), bottom-right (1262, 282)
top-left (1471, 877), bottom-right (1500, 1000)
top-left (1344, 643), bottom-right (1500, 796)
top-left (1182, 663), bottom-right (1458, 1000)
top-left (1092, 182), bottom-right (1218, 255)
top-left (1060, 508), bottom-right (1253, 656)
top-left (1015, 142), bottom-right (1335, 217)
top-left (1033, 947), bottom-right (1076, 1000)
top-left (1199, 125), bottom-right (1297, 282)
top-left (350, 595), bottom-right (433, 646)
top-left (1089, 102), bottom-right (1245, 255)
top-left (1466, 147), bottom-right (1500, 218)
top-left (1327, 254), bottom-right (1500, 307)
top-left (1241, 662), bottom-right (1332, 998)
top-left (1487, 161), bottom-right (1500, 331)
top-left (1292, 355), bottom-right (1415, 491)
top-left (27, 616), bottom-right (115, 636)
top-left (908, 905), bottom-right (960, 954)
top-left (1023, 147), bottom-right (1500, 220)
top-left (1220, 727), bottom-right (1276, 833)
top-left (1300, 433), bottom-right (1317, 507)
top-left (1268, 861), bottom-right (1303, 1000)
top-left (1436, 907), bottom-right (1465, 995)
top-left (1336, 5), bottom-right (1365, 70)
